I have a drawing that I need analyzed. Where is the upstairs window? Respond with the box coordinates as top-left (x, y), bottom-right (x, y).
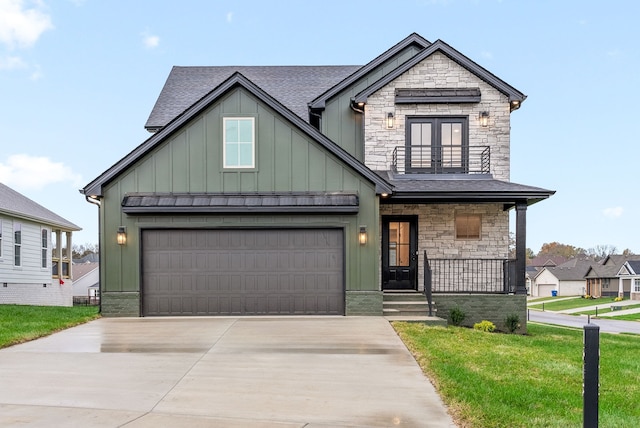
top-left (406, 117), bottom-right (468, 173)
top-left (14, 223), bottom-right (21, 266)
top-left (223, 117), bottom-right (255, 168)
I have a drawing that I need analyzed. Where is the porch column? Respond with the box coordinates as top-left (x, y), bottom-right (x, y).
top-left (618, 276), bottom-right (624, 299)
top-left (515, 202), bottom-right (527, 295)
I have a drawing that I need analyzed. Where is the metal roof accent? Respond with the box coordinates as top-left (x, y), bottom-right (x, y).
top-left (82, 73), bottom-right (393, 197)
top-left (395, 88), bottom-right (481, 104)
top-left (353, 39), bottom-right (526, 107)
top-left (0, 183), bottom-right (81, 231)
top-left (308, 33), bottom-right (431, 110)
top-left (121, 192), bottom-right (359, 214)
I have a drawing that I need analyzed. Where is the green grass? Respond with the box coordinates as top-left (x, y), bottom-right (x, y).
top-left (604, 313), bottom-right (640, 321)
top-left (528, 297), bottom-right (619, 312)
top-left (0, 305), bottom-right (100, 349)
top-left (394, 322), bottom-right (640, 428)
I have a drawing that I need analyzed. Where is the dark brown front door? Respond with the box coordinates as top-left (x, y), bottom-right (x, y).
top-left (382, 216), bottom-right (418, 290)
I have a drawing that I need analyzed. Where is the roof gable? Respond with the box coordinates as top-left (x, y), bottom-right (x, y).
top-left (309, 32), bottom-right (431, 110)
top-left (83, 73), bottom-right (392, 197)
top-left (353, 39), bottom-right (526, 108)
top-left (0, 183), bottom-right (80, 231)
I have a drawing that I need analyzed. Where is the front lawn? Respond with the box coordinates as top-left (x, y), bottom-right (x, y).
top-left (394, 322), bottom-right (640, 428)
top-left (0, 305), bottom-right (100, 349)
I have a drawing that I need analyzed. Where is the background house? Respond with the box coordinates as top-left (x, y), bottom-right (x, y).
top-left (0, 183), bottom-right (81, 306)
top-left (72, 261), bottom-right (99, 304)
top-left (585, 255), bottom-right (640, 298)
top-left (532, 258), bottom-right (591, 297)
top-left (81, 34), bottom-right (553, 328)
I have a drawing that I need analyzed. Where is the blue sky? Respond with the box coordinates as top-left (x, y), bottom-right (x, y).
top-left (1, 0), bottom-right (638, 254)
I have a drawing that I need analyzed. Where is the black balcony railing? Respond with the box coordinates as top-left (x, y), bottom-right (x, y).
top-left (424, 257), bottom-right (516, 294)
top-left (392, 145), bottom-right (491, 174)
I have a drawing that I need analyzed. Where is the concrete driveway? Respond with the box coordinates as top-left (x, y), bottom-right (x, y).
top-left (0, 317), bottom-right (455, 427)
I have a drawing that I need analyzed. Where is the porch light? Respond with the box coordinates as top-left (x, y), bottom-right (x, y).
top-left (386, 112), bottom-right (394, 129)
top-left (359, 226), bottom-right (367, 245)
top-left (116, 226), bottom-right (127, 245)
top-left (479, 111), bottom-right (489, 127)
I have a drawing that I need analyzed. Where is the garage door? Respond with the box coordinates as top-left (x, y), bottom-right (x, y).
top-left (537, 284), bottom-right (556, 297)
top-left (142, 229), bottom-right (344, 316)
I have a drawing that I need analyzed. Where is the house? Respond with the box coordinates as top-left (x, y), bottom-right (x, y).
top-left (0, 183), bottom-right (81, 306)
top-left (81, 33), bottom-right (554, 327)
top-left (72, 261), bottom-right (99, 303)
top-left (585, 255), bottom-right (640, 298)
top-left (619, 260), bottom-right (640, 300)
top-left (532, 258), bottom-right (591, 297)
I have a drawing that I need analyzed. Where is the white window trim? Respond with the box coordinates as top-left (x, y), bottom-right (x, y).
top-left (41, 228), bottom-right (49, 269)
top-left (223, 117), bottom-right (255, 169)
top-left (14, 222), bottom-right (21, 267)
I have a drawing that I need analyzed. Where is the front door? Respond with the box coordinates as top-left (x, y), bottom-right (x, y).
top-left (382, 216), bottom-right (418, 290)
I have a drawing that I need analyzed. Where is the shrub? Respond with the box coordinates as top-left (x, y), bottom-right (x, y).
top-left (584, 294), bottom-right (592, 300)
top-left (473, 320), bottom-right (496, 332)
top-left (449, 306), bottom-right (466, 326)
top-left (614, 296), bottom-right (624, 302)
top-left (504, 313), bottom-right (521, 333)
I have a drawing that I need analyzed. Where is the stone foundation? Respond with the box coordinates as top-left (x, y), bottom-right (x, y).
top-left (101, 292), bottom-right (140, 317)
top-left (435, 294), bottom-right (527, 333)
top-left (346, 291), bottom-right (383, 315)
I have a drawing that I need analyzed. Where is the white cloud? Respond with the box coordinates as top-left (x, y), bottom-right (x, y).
top-left (0, 0), bottom-right (54, 50)
top-left (606, 48), bottom-right (622, 57)
top-left (226, 12), bottom-right (233, 23)
top-left (0, 154), bottom-right (83, 191)
top-left (603, 206), bottom-right (623, 219)
top-left (0, 54), bottom-right (26, 69)
top-left (141, 31), bottom-right (160, 49)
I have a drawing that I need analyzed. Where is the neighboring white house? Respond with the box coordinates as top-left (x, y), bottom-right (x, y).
top-left (0, 183), bottom-right (81, 307)
top-left (532, 258), bottom-right (591, 297)
top-left (72, 261), bottom-right (99, 300)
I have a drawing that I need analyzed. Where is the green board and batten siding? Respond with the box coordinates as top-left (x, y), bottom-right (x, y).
top-left (321, 45), bottom-right (422, 160)
top-left (99, 87), bottom-right (380, 316)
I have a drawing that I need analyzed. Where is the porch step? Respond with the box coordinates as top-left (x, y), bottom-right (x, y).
top-left (383, 291), bottom-right (445, 325)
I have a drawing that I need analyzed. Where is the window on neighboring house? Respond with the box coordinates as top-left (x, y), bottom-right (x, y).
top-left (42, 229), bottom-right (48, 268)
top-left (634, 279), bottom-right (640, 293)
top-left (455, 213), bottom-right (481, 239)
top-left (223, 117), bottom-right (255, 168)
top-left (14, 223), bottom-right (21, 267)
top-left (406, 117), bottom-right (468, 173)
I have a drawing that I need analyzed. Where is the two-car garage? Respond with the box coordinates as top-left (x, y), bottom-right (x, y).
top-left (141, 229), bottom-right (345, 316)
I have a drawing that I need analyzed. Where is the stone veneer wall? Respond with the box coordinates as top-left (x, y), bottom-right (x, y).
top-left (364, 51), bottom-right (511, 181)
top-left (101, 292), bottom-right (140, 316)
top-left (436, 294), bottom-right (527, 334)
top-left (345, 291), bottom-right (383, 315)
top-left (0, 281), bottom-right (72, 306)
top-left (380, 203), bottom-right (509, 290)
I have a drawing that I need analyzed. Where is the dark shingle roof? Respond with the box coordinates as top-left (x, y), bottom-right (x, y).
top-left (145, 66), bottom-right (361, 131)
top-left (0, 183), bottom-right (81, 231)
top-left (547, 258), bottom-right (593, 281)
top-left (628, 260), bottom-right (640, 275)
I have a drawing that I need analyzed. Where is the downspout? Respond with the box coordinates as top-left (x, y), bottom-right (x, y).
top-left (84, 194), bottom-right (102, 314)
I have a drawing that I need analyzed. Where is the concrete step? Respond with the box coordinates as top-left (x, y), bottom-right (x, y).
top-left (383, 305), bottom-right (437, 317)
top-left (384, 315), bottom-right (448, 327)
top-left (383, 292), bottom-right (430, 302)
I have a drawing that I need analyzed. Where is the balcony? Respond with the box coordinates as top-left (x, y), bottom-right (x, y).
top-left (392, 145), bottom-right (490, 175)
top-left (425, 256), bottom-right (517, 294)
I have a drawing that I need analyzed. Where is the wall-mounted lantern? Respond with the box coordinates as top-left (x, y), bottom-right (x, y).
top-left (386, 112), bottom-right (394, 129)
top-left (479, 111), bottom-right (490, 127)
top-left (116, 226), bottom-right (127, 245)
top-left (359, 225), bottom-right (368, 245)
